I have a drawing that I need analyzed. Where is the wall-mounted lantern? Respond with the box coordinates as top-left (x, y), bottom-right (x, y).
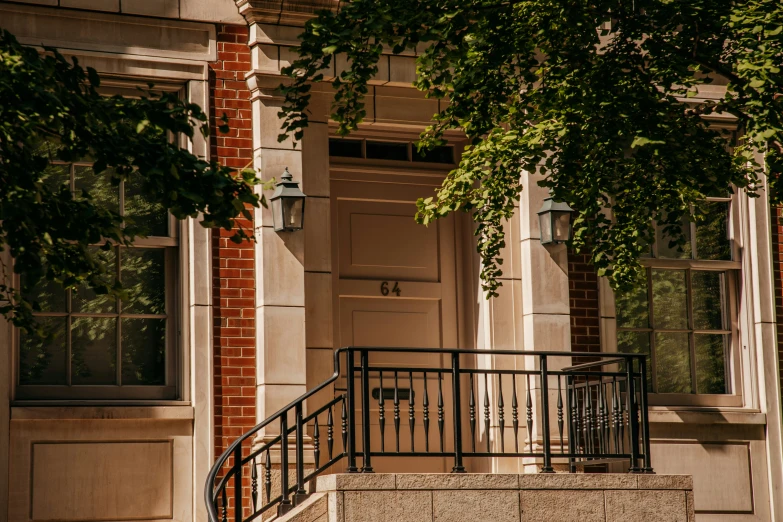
top-left (537, 196), bottom-right (574, 245)
top-left (270, 168), bottom-right (306, 232)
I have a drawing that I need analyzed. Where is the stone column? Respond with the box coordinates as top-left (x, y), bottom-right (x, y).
top-left (518, 171), bottom-right (572, 472)
top-left (246, 25), bottom-right (308, 438)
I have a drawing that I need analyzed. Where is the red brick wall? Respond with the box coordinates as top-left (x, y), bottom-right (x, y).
top-left (209, 24), bottom-right (256, 460)
top-left (772, 206), bottom-right (783, 391)
top-left (568, 250), bottom-right (601, 353)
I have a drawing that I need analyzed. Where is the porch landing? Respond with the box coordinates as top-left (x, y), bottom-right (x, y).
top-left (277, 473), bottom-right (695, 522)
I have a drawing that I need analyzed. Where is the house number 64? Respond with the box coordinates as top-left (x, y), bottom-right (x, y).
top-left (380, 281), bottom-right (401, 296)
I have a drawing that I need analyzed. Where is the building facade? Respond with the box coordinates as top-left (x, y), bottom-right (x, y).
top-left (1, 0), bottom-right (782, 520)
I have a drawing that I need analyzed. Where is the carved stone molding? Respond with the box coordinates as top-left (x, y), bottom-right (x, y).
top-left (235, 0), bottom-right (338, 26)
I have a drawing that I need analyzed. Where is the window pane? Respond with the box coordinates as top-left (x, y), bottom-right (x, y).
top-left (19, 317), bottom-right (67, 385)
top-left (651, 269), bottom-right (688, 329)
top-left (328, 138), bottom-right (363, 158)
top-left (656, 215), bottom-right (692, 259)
top-left (72, 247), bottom-right (117, 313)
top-left (616, 279), bottom-right (649, 328)
top-left (694, 334), bottom-right (728, 394)
top-left (71, 317), bottom-right (117, 385)
top-left (655, 332), bottom-right (692, 393)
top-left (22, 274), bottom-right (66, 313)
top-left (696, 201), bottom-right (731, 260)
top-left (75, 165), bottom-right (119, 213)
top-left (618, 330), bottom-right (652, 391)
top-left (413, 146), bottom-right (454, 164)
top-left (41, 163), bottom-right (70, 192)
top-left (366, 141), bottom-right (409, 161)
top-left (121, 248), bottom-right (166, 315)
top-left (692, 271), bottom-right (726, 331)
top-left (121, 318), bottom-right (166, 385)
top-left (124, 175), bottom-right (168, 237)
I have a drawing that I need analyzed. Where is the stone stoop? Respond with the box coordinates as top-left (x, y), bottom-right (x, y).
top-left (274, 492), bottom-right (329, 522)
top-left (275, 473), bottom-right (695, 522)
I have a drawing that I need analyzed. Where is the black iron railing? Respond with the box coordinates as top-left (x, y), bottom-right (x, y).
top-left (205, 347), bottom-right (653, 522)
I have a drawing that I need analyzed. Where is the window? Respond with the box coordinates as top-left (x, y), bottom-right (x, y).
top-left (615, 198), bottom-right (738, 400)
top-left (328, 138), bottom-right (455, 164)
top-left (16, 162), bottom-right (178, 400)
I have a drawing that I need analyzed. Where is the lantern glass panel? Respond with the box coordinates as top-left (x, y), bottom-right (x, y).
top-left (272, 197), bottom-right (284, 231)
top-left (552, 211), bottom-right (571, 242)
top-left (539, 213), bottom-right (553, 244)
top-left (282, 197), bottom-right (304, 230)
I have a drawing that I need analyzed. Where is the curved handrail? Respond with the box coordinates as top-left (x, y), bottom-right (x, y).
top-left (205, 348), bottom-right (346, 522)
top-left (205, 347), bottom-right (652, 522)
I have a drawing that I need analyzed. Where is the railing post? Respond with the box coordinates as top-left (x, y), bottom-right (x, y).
top-left (539, 356), bottom-right (554, 473)
top-left (233, 447), bottom-right (242, 522)
top-left (566, 374), bottom-right (576, 473)
top-left (638, 356), bottom-right (654, 473)
top-left (278, 415), bottom-right (292, 516)
top-left (450, 352), bottom-right (466, 473)
top-left (346, 349), bottom-right (358, 472)
top-left (360, 350), bottom-right (374, 472)
top-left (626, 357), bottom-right (642, 473)
top-left (294, 403), bottom-right (307, 503)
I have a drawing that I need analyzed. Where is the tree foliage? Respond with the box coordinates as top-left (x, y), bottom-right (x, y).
top-left (0, 30), bottom-right (266, 331)
top-left (279, 0), bottom-right (783, 296)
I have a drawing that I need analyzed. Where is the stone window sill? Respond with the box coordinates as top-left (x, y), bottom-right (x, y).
top-left (648, 408), bottom-right (765, 425)
top-left (10, 404), bottom-right (193, 420)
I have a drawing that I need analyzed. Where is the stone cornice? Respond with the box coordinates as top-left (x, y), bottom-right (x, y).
top-left (235, 0), bottom-right (338, 26)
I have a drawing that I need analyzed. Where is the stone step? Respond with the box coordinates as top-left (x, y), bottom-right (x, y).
top-left (273, 473), bottom-right (695, 522)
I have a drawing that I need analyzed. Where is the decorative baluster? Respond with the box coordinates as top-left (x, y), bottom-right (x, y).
top-left (313, 420), bottom-right (321, 468)
top-left (327, 405), bottom-right (334, 461)
top-left (423, 372), bottom-right (430, 452)
top-left (409, 372), bottom-right (416, 451)
top-left (595, 377), bottom-right (605, 453)
top-left (498, 374), bottom-right (505, 453)
top-left (619, 378), bottom-right (626, 453)
top-left (341, 397), bottom-right (348, 454)
top-left (469, 374), bottom-right (476, 452)
top-left (483, 373), bottom-right (491, 453)
top-left (251, 456), bottom-right (258, 512)
top-left (557, 375), bottom-right (564, 454)
top-left (585, 384), bottom-right (593, 455)
top-left (378, 372), bottom-right (386, 453)
top-left (394, 372), bottom-right (401, 453)
top-left (612, 377), bottom-right (620, 453)
top-left (438, 372), bottom-right (445, 452)
top-left (573, 385), bottom-right (582, 456)
top-left (221, 488), bottom-right (228, 522)
top-left (593, 383), bottom-right (601, 454)
top-left (601, 381), bottom-right (610, 454)
top-left (581, 387), bottom-right (589, 455)
top-left (264, 450), bottom-right (272, 505)
top-left (512, 376), bottom-right (519, 453)
top-left (526, 375), bottom-right (533, 453)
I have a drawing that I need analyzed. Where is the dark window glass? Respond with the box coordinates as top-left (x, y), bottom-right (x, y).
top-left (18, 162), bottom-right (173, 397)
top-left (366, 141), bottom-right (409, 161)
top-left (696, 201), bottom-right (731, 260)
top-left (328, 139), bottom-right (363, 158)
top-left (616, 267), bottom-right (731, 395)
top-left (412, 146), bottom-right (454, 164)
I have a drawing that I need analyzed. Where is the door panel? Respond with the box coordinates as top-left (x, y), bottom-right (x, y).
top-left (331, 176), bottom-right (459, 473)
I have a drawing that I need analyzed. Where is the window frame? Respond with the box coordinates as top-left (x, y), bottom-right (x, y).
top-left (614, 194), bottom-right (744, 407)
top-left (13, 161), bottom-right (181, 401)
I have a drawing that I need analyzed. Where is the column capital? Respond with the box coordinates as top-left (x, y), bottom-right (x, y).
top-left (235, 0), bottom-right (338, 26)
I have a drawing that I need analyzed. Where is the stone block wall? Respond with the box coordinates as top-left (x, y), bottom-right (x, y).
top-left (277, 473), bottom-right (695, 522)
